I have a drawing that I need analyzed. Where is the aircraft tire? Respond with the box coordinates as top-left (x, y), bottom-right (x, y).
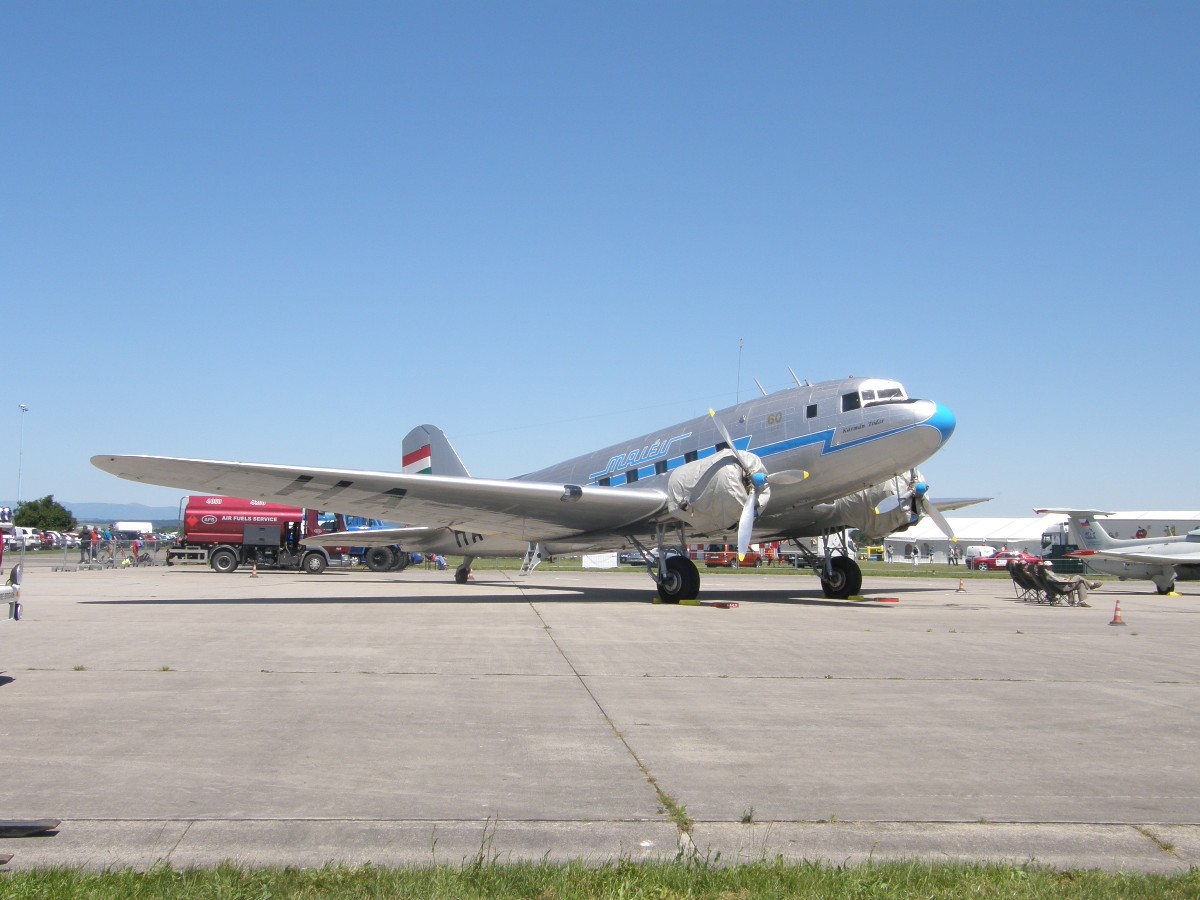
top-left (1156, 582), bottom-right (1176, 595)
top-left (821, 556), bottom-right (862, 599)
top-left (657, 555), bottom-right (699, 603)
top-left (364, 547), bottom-right (395, 572)
top-left (455, 567), bottom-right (470, 584)
top-left (679, 555), bottom-right (701, 600)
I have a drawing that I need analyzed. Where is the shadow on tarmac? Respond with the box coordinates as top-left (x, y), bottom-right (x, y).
top-left (79, 579), bottom-right (934, 609)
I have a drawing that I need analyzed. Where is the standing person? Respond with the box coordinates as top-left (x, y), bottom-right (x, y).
top-left (90, 527), bottom-right (101, 562)
top-left (79, 527), bottom-right (92, 564)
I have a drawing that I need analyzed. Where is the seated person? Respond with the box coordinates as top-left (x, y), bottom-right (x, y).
top-left (1031, 560), bottom-right (1101, 606)
top-left (1009, 561), bottom-right (1044, 601)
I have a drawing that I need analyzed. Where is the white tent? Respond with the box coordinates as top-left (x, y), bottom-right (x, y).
top-left (882, 514), bottom-right (1066, 563)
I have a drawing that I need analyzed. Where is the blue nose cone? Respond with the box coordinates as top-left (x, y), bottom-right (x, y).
top-left (928, 403), bottom-right (957, 445)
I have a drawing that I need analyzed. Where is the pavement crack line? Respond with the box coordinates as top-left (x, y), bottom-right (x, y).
top-left (501, 572), bottom-right (695, 842)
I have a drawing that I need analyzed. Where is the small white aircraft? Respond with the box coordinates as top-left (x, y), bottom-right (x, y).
top-left (94, 374), bottom-right (974, 602)
top-left (1035, 508), bottom-right (1200, 594)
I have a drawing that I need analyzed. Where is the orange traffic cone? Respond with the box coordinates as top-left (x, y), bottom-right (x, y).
top-left (250, 561), bottom-right (258, 578)
top-left (1109, 599), bottom-right (1126, 626)
top-left (956, 578), bottom-right (966, 593)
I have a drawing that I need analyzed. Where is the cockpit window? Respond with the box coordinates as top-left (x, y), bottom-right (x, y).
top-left (858, 380), bottom-right (909, 407)
top-left (841, 381), bottom-right (911, 412)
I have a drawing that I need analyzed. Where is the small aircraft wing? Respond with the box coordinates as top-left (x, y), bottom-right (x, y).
top-left (1070, 545), bottom-right (1200, 566)
top-left (91, 455), bottom-right (668, 540)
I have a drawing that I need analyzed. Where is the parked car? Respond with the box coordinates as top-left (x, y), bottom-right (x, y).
top-left (972, 550), bottom-right (1042, 571)
top-left (704, 544), bottom-right (761, 568)
top-left (620, 548), bottom-right (682, 565)
top-left (11, 527), bottom-right (41, 550)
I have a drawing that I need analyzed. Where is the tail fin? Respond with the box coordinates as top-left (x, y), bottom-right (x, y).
top-left (1035, 508), bottom-right (1121, 550)
top-left (402, 425), bottom-right (471, 478)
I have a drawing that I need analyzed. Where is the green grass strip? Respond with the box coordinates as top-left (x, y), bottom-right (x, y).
top-left (2, 859), bottom-right (1198, 899)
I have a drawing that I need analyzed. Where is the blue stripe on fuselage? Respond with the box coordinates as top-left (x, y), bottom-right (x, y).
top-left (590, 413), bottom-right (943, 487)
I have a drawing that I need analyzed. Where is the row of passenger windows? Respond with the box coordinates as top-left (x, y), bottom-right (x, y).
top-left (595, 442), bottom-right (732, 487)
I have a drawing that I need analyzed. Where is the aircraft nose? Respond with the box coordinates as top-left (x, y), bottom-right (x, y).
top-left (926, 402), bottom-right (957, 445)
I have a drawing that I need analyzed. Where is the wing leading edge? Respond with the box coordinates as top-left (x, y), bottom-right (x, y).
top-left (91, 455), bottom-right (668, 540)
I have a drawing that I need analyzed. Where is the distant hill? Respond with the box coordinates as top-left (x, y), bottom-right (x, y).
top-left (65, 502), bottom-right (182, 526)
top-left (0, 500), bottom-right (182, 529)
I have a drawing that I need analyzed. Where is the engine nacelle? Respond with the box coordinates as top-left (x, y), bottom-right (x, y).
top-left (665, 449), bottom-right (769, 535)
top-left (810, 471), bottom-right (928, 539)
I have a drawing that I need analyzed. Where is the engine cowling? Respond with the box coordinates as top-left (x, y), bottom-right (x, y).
top-left (664, 449), bottom-right (769, 536)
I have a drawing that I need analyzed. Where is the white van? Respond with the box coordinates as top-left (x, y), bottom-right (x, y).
top-left (12, 526), bottom-right (41, 550)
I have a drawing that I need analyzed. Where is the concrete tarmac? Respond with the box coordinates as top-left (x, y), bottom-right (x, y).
top-left (1, 559), bottom-right (1198, 872)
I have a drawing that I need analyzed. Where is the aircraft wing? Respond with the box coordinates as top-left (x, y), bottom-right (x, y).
top-left (91, 455), bottom-right (669, 540)
top-left (928, 497), bottom-right (992, 513)
top-left (1071, 546), bottom-right (1200, 566)
top-left (307, 526), bottom-right (437, 547)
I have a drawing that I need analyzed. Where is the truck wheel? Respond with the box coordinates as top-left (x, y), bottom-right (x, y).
top-left (390, 550), bottom-right (410, 572)
top-left (210, 549), bottom-right (239, 574)
top-left (365, 547), bottom-right (395, 572)
top-left (302, 552), bottom-right (327, 575)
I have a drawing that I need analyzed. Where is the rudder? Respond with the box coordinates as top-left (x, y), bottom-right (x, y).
top-left (402, 425), bottom-right (471, 478)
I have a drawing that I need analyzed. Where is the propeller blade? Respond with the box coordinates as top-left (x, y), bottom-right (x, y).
top-left (709, 409), bottom-right (751, 475)
top-left (923, 500), bottom-right (956, 540)
top-left (736, 491), bottom-right (757, 563)
top-left (910, 477), bottom-right (955, 540)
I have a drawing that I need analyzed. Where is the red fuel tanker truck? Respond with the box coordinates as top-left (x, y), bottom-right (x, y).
top-left (170, 496), bottom-right (360, 574)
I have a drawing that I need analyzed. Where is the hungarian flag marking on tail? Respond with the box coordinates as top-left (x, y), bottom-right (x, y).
top-left (403, 444), bottom-right (432, 475)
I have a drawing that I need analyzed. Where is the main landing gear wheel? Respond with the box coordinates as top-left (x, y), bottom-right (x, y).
top-left (820, 556), bottom-right (862, 599)
top-left (657, 555), bottom-right (700, 603)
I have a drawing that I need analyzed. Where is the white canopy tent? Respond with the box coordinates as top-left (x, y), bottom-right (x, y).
top-left (883, 514), bottom-right (1067, 563)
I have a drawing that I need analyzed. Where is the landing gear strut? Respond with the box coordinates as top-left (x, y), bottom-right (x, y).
top-left (630, 526), bottom-right (700, 604)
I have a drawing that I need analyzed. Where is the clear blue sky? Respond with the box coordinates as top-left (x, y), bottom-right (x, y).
top-left (3, 2), bottom-right (1197, 517)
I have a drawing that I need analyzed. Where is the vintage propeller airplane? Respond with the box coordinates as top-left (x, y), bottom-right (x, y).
top-left (93, 373), bottom-right (970, 602)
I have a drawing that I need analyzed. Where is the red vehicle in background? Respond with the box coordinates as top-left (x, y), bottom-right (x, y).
top-left (703, 544), bottom-right (762, 568)
top-left (971, 550), bottom-right (1043, 571)
top-left (170, 496), bottom-right (356, 574)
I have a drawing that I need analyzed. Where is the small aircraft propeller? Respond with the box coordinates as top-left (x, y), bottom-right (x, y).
top-left (708, 410), bottom-right (808, 562)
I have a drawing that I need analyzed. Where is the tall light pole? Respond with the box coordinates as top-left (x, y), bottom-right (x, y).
top-left (17, 403), bottom-right (29, 505)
